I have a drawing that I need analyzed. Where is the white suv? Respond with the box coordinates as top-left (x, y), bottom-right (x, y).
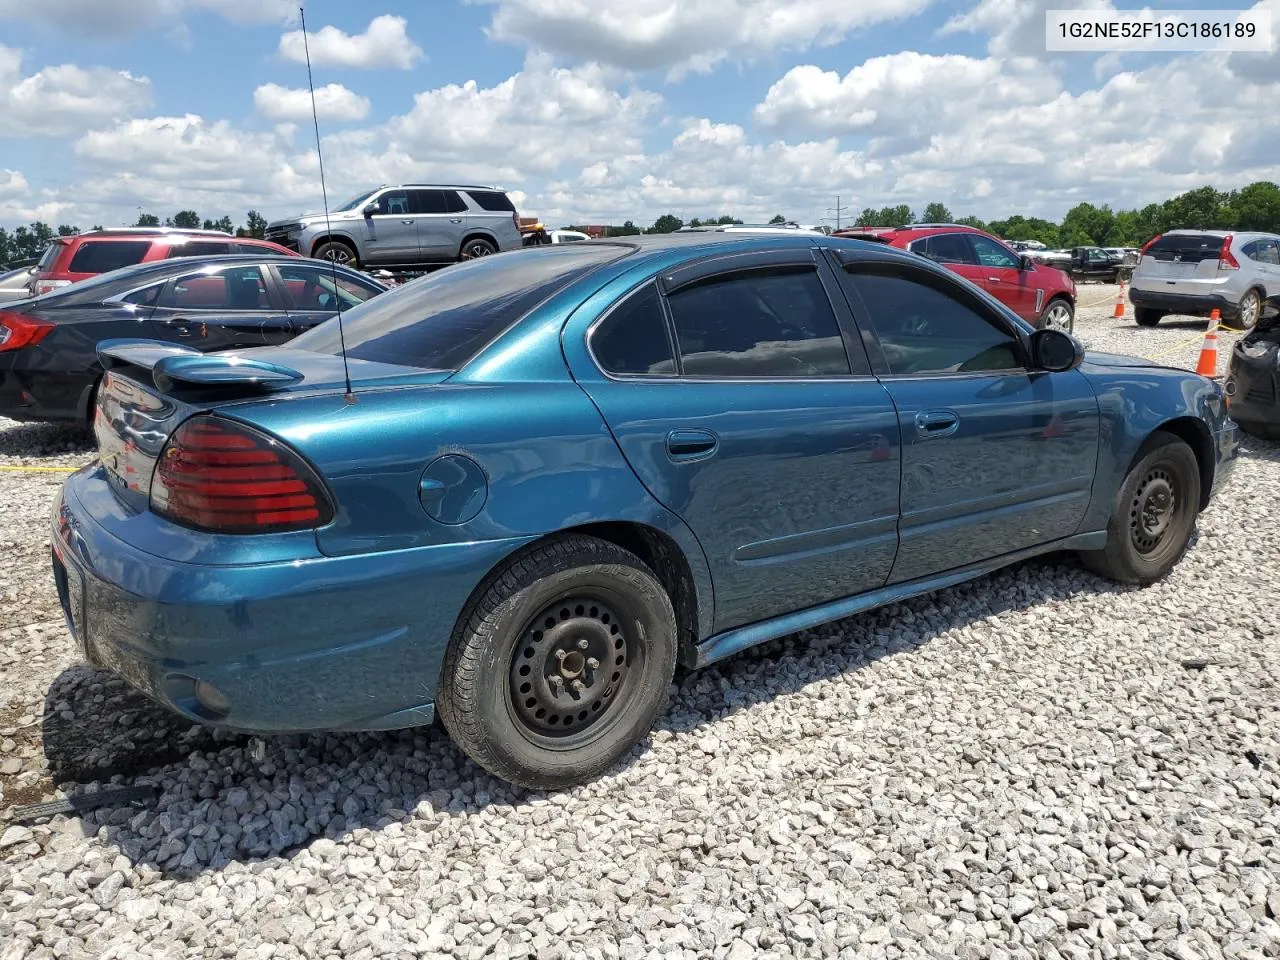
top-left (1129, 230), bottom-right (1280, 330)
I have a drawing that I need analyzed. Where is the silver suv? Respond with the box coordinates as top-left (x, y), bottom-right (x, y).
top-left (265, 185), bottom-right (524, 268)
top-left (1130, 230), bottom-right (1280, 330)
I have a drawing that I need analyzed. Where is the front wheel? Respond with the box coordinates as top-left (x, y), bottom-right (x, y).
top-left (313, 240), bottom-right (358, 268)
top-left (436, 536), bottom-right (677, 790)
top-left (1037, 297), bottom-right (1075, 334)
top-left (1079, 432), bottom-right (1200, 585)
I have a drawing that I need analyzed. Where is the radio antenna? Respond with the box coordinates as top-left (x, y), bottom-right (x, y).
top-left (299, 5), bottom-right (354, 403)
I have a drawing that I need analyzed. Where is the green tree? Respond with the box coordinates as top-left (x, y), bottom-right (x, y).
top-left (716, 215), bottom-right (741, 225)
top-left (11, 222), bottom-right (53, 260)
top-left (853, 205), bottom-right (913, 228)
top-left (56, 224), bottom-right (80, 237)
top-left (987, 215), bottom-right (1061, 248)
top-left (646, 214), bottom-right (684, 234)
top-left (955, 215), bottom-right (987, 230)
top-left (1163, 186), bottom-right (1229, 230)
top-left (769, 214), bottom-right (787, 224)
top-left (1060, 202), bottom-right (1115, 247)
top-left (920, 202), bottom-right (954, 223)
top-left (0, 228), bottom-right (11, 265)
top-left (172, 210), bottom-right (201, 229)
top-left (1228, 181), bottom-right (1280, 232)
top-left (606, 221), bottom-right (641, 237)
top-left (245, 210), bottom-right (268, 239)
top-left (135, 212), bottom-right (160, 227)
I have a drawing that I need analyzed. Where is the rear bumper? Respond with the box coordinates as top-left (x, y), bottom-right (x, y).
top-left (1128, 287), bottom-right (1235, 318)
top-left (51, 465), bottom-right (533, 733)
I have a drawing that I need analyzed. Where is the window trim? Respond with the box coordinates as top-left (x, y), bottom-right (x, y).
top-left (831, 254), bottom-right (1034, 379)
top-left (909, 232), bottom-right (980, 267)
top-left (154, 264), bottom-right (277, 313)
top-left (587, 253), bottom-right (875, 384)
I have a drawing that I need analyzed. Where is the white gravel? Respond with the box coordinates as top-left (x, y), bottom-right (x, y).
top-left (2, 286), bottom-right (1278, 960)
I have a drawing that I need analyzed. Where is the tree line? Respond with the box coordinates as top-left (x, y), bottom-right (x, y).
top-left (0, 210), bottom-right (270, 266)
top-left (575, 182), bottom-right (1280, 249)
top-left (7, 183), bottom-right (1280, 266)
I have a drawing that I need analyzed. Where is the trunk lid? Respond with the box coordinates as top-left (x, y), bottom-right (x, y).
top-left (93, 340), bottom-right (447, 508)
top-left (1137, 233), bottom-right (1226, 293)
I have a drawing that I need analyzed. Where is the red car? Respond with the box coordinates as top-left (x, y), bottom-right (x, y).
top-left (27, 228), bottom-right (299, 298)
top-left (834, 224), bottom-right (1077, 332)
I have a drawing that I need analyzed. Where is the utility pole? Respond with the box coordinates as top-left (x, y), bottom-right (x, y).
top-left (823, 196), bottom-right (844, 231)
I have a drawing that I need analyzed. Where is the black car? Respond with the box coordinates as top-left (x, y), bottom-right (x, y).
top-left (0, 255), bottom-right (386, 425)
top-left (1226, 295), bottom-right (1280, 439)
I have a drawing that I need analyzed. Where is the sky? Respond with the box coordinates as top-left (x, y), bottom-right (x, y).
top-left (1, 0), bottom-right (1278, 231)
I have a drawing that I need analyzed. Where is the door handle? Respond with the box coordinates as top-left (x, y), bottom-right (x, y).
top-left (987, 276), bottom-right (1001, 282)
top-left (666, 429), bottom-right (718, 461)
top-left (449, 218), bottom-right (463, 224)
top-left (914, 410), bottom-right (959, 439)
top-left (401, 219), bottom-right (415, 225)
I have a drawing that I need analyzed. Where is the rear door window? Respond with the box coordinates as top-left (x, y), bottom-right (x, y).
top-left (165, 241), bottom-right (234, 258)
top-left (157, 265), bottom-right (271, 310)
top-left (914, 234), bottom-right (977, 265)
top-left (68, 241), bottom-right (152, 274)
top-left (412, 190), bottom-right (467, 215)
top-left (289, 245), bottom-right (625, 370)
top-left (1145, 234), bottom-right (1225, 263)
top-left (665, 266), bottom-right (852, 377)
top-left (1245, 239), bottom-right (1280, 265)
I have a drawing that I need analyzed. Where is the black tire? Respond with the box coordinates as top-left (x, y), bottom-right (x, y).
top-left (1037, 297), bottom-right (1075, 333)
top-left (1134, 307), bottom-right (1163, 327)
top-left (313, 240), bottom-right (358, 267)
top-left (1237, 419), bottom-right (1280, 441)
top-left (1227, 288), bottom-right (1262, 331)
top-left (460, 237), bottom-right (498, 260)
top-left (1079, 432), bottom-right (1201, 585)
top-left (436, 535), bottom-right (677, 790)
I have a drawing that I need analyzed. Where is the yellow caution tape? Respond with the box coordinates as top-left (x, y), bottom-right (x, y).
top-left (0, 464), bottom-right (82, 473)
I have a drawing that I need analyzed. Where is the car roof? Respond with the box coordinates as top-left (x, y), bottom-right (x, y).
top-left (36, 254), bottom-right (369, 299)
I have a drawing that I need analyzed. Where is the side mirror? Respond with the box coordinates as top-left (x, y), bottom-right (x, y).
top-left (362, 202), bottom-right (378, 218)
top-left (1019, 254), bottom-right (1034, 271)
top-left (1031, 328), bottom-right (1084, 372)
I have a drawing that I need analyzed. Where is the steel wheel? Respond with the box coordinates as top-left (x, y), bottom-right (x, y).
top-left (508, 595), bottom-right (632, 744)
top-left (1129, 467), bottom-right (1176, 555)
top-left (1041, 300), bottom-right (1074, 333)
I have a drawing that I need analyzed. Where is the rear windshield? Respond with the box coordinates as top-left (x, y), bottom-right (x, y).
top-left (1145, 234), bottom-right (1225, 263)
top-left (68, 240), bottom-right (152, 274)
top-left (466, 190), bottom-right (516, 213)
top-left (36, 242), bottom-right (63, 271)
top-left (290, 246), bottom-right (627, 370)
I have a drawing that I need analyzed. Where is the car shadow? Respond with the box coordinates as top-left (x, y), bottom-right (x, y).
top-left (0, 419), bottom-right (94, 457)
top-left (38, 550), bottom-right (1133, 879)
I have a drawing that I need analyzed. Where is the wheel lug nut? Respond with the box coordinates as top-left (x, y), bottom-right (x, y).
top-left (555, 649), bottom-right (568, 662)
top-left (586, 657), bottom-right (599, 670)
top-left (577, 638), bottom-right (589, 650)
top-left (549, 676), bottom-right (563, 696)
top-left (571, 679), bottom-right (585, 694)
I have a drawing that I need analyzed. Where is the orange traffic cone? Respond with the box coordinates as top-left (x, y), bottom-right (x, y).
top-left (1113, 278), bottom-right (1126, 319)
top-left (1195, 310), bottom-right (1220, 376)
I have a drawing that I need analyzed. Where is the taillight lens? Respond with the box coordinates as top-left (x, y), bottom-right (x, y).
top-left (0, 312), bottom-right (54, 352)
top-left (1140, 234), bottom-right (1161, 257)
top-left (33, 279), bottom-right (71, 297)
top-left (151, 416), bottom-right (334, 534)
top-left (1218, 234), bottom-right (1239, 271)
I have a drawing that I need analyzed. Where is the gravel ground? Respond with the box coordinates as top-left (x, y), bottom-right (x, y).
top-left (2, 287), bottom-right (1278, 960)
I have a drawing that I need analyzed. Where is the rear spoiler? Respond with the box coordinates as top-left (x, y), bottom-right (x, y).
top-left (97, 339), bottom-right (304, 394)
top-left (832, 231), bottom-right (892, 244)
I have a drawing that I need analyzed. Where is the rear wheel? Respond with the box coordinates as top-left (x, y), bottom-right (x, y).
top-left (1037, 297), bottom-right (1075, 334)
top-left (460, 237), bottom-right (497, 260)
top-left (437, 535), bottom-right (677, 790)
top-left (1134, 306), bottom-right (1163, 327)
top-left (1079, 432), bottom-right (1200, 585)
top-left (1230, 288), bottom-right (1262, 331)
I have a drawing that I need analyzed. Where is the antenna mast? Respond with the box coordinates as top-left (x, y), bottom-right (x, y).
top-left (299, 5), bottom-right (355, 402)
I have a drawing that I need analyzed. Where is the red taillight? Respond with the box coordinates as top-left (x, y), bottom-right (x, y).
top-left (0, 312), bottom-right (53, 352)
top-left (1218, 234), bottom-right (1239, 271)
top-left (1140, 234), bottom-right (1161, 257)
top-left (150, 416), bottom-right (333, 534)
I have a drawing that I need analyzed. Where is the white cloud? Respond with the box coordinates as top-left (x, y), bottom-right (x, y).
top-left (478, 0), bottom-right (936, 76)
top-left (253, 82), bottom-right (371, 122)
top-left (940, 0), bottom-right (1114, 58)
top-left (0, 45), bottom-right (152, 138)
top-left (0, 168), bottom-right (26, 197)
top-left (0, 0), bottom-right (295, 35)
top-left (278, 14), bottom-right (424, 70)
